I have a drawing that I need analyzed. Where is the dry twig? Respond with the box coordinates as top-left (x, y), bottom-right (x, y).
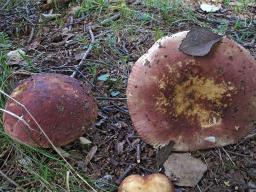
top-left (115, 164), bottom-right (136, 185)
top-left (40, 0), bottom-right (72, 11)
top-left (71, 25), bottom-right (95, 78)
top-left (0, 170), bottom-right (25, 191)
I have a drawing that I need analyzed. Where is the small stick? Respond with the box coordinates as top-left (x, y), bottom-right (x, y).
top-left (115, 164), bottom-right (136, 185)
top-left (70, 25), bottom-right (95, 78)
top-left (197, 184), bottom-right (203, 192)
top-left (138, 166), bottom-right (156, 173)
top-left (100, 13), bottom-right (120, 25)
top-left (66, 170), bottom-right (70, 192)
top-left (244, 132), bottom-right (256, 141)
top-left (0, 146), bottom-right (13, 169)
top-left (136, 144), bottom-right (141, 164)
top-left (68, 16), bottom-right (74, 31)
top-left (0, 0), bottom-right (11, 10)
top-left (221, 147), bottom-right (236, 166)
top-left (73, 70), bottom-right (102, 93)
top-left (217, 148), bottom-right (224, 167)
top-left (0, 170), bottom-right (25, 191)
top-left (0, 108), bottom-right (36, 131)
top-left (27, 27), bottom-right (35, 44)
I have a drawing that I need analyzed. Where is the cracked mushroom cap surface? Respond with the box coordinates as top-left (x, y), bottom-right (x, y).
top-left (3, 73), bottom-right (97, 148)
top-left (127, 31), bottom-right (256, 151)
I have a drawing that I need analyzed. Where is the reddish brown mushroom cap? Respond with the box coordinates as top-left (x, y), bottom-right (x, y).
top-left (3, 73), bottom-right (97, 148)
top-left (118, 173), bottom-right (175, 192)
top-left (127, 31), bottom-right (256, 151)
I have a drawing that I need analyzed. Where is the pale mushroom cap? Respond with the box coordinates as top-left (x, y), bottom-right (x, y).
top-left (118, 173), bottom-right (175, 192)
top-left (3, 73), bottom-right (98, 148)
top-left (127, 31), bottom-right (256, 151)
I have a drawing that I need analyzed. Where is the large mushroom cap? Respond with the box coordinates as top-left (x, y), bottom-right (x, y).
top-left (3, 73), bottom-right (97, 148)
top-left (127, 31), bottom-right (256, 151)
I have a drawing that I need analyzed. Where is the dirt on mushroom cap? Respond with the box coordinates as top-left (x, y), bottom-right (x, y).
top-left (127, 31), bottom-right (256, 151)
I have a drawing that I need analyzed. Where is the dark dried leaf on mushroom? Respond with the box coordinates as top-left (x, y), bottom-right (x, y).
top-left (179, 26), bottom-right (222, 56)
top-left (127, 30), bottom-right (256, 151)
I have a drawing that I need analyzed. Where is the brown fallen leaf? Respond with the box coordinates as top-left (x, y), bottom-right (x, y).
top-left (164, 153), bottom-right (207, 187)
top-left (179, 26), bottom-right (222, 56)
top-left (85, 146), bottom-right (97, 167)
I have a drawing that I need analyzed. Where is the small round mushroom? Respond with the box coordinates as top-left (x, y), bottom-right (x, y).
top-left (118, 173), bottom-right (175, 192)
top-left (3, 73), bottom-right (97, 148)
top-left (127, 31), bottom-right (256, 151)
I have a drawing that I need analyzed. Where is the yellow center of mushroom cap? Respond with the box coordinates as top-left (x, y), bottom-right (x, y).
top-left (173, 76), bottom-right (235, 128)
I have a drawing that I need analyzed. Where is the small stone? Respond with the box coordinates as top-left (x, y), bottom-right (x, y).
top-left (7, 49), bottom-right (26, 65)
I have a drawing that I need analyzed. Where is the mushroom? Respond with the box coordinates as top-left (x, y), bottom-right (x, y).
top-left (127, 31), bottom-right (256, 151)
top-left (118, 173), bottom-right (175, 192)
top-left (3, 73), bottom-right (97, 148)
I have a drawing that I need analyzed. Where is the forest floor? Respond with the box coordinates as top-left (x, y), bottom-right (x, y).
top-left (0, 0), bottom-right (255, 192)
